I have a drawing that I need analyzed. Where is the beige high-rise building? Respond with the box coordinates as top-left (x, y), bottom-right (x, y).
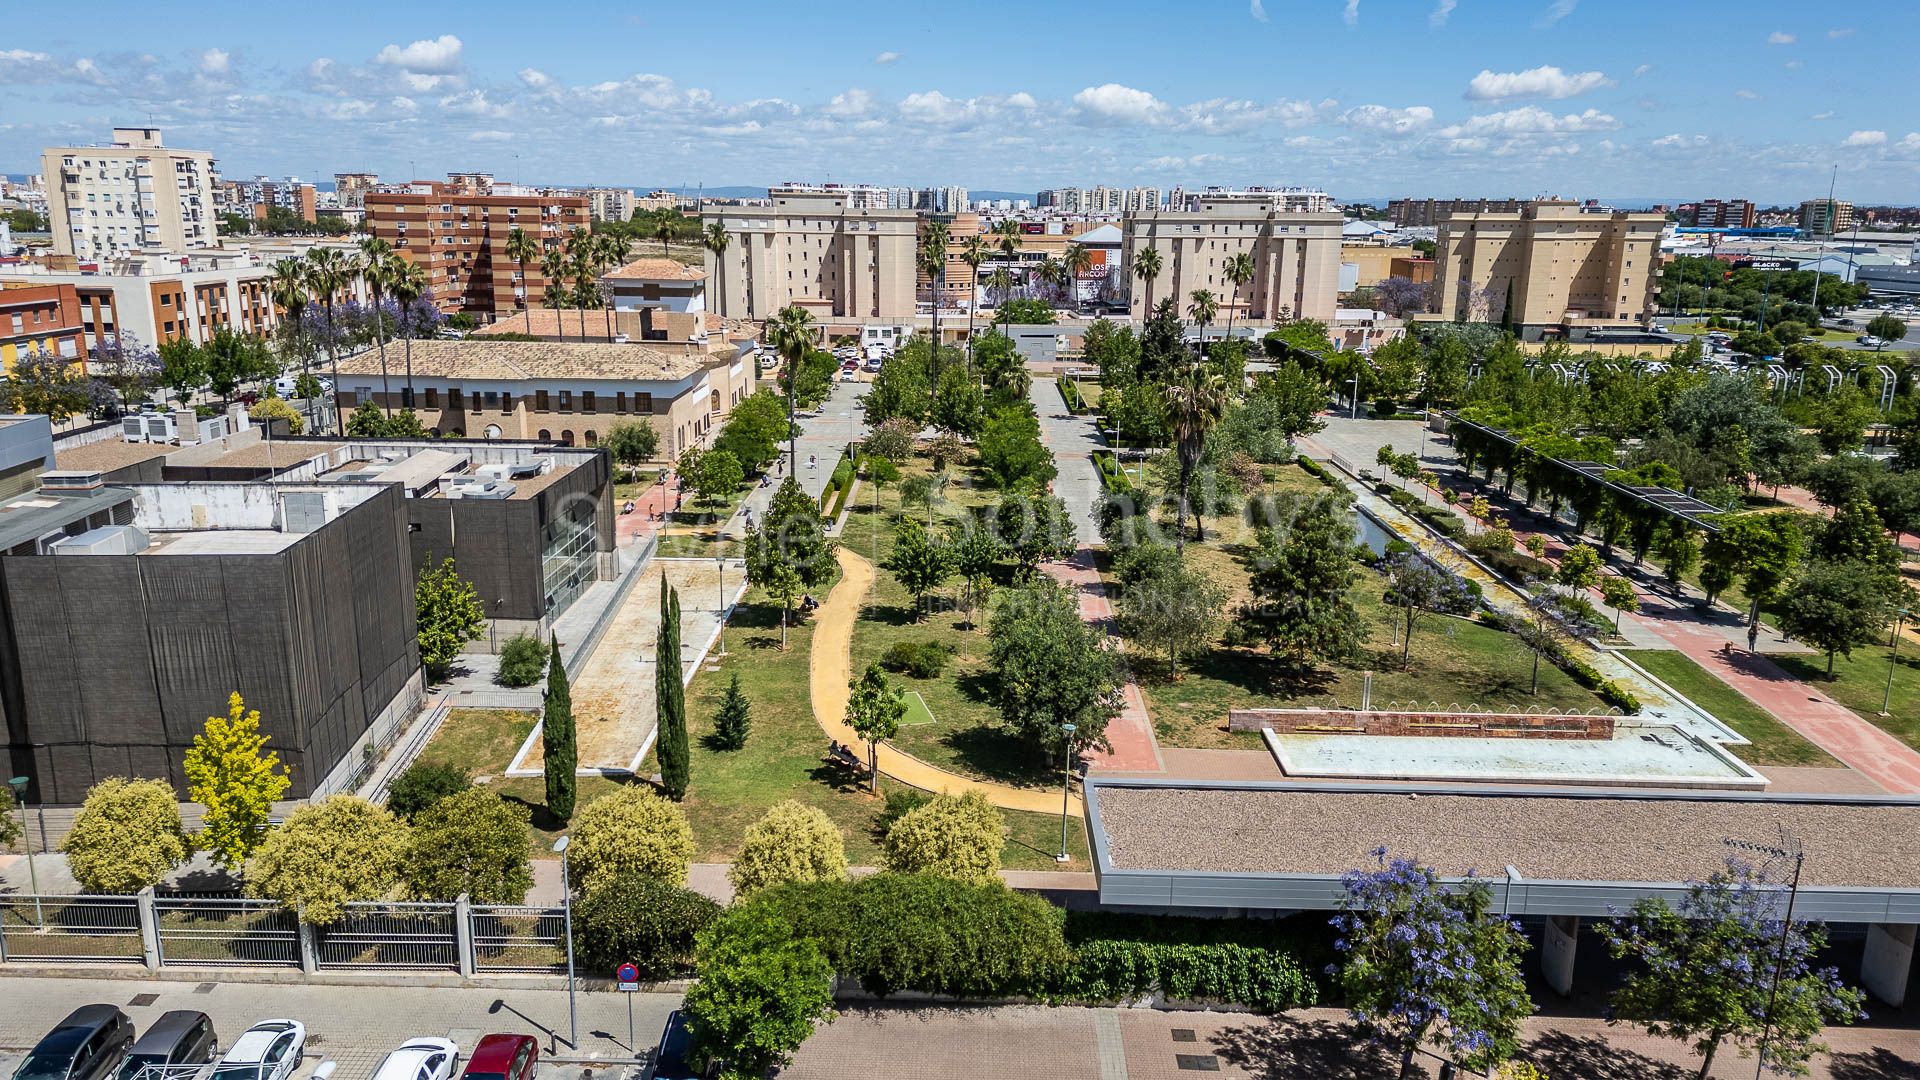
top-left (43, 127), bottom-right (218, 260)
top-left (702, 190), bottom-right (918, 322)
top-left (584, 187), bottom-right (635, 223)
top-left (1799, 198), bottom-right (1854, 236)
top-left (1433, 201), bottom-right (1662, 333)
top-left (1123, 198), bottom-right (1345, 325)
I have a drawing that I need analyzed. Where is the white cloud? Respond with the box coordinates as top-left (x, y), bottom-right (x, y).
top-left (518, 68), bottom-right (551, 88)
top-left (1828, 27), bottom-right (1854, 38)
top-left (1177, 97), bottom-right (1331, 133)
top-left (1466, 65), bottom-right (1613, 101)
top-left (1651, 133), bottom-right (1709, 148)
top-left (1767, 31), bottom-right (1796, 45)
top-left (1072, 83), bottom-right (1166, 125)
top-left (0, 48), bottom-right (103, 84)
top-left (1343, 0), bottom-right (1360, 26)
top-left (440, 89), bottom-right (508, 118)
top-left (1536, 0), bottom-right (1577, 27)
top-left (1785, 60), bottom-right (1804, 69)
top-left (1429, 0), bottom-right (1456, 27)
top-left (1900, 133), bottom-right (1920, 151)
top-left (1005, 92), bottom-right (1037, 109)
top-left (374, 34), bottom-right (463, 73)
top-left (199, 48), bottom-right (229, 75)
top-left (1843, 130), bottom-right (1887, 146)
top-left (824, 88), bottom-right (872, 118)
top-left (321, 99), bottom-right (375, 121)
top-left (1437, 105), bottom-right (1619, 137)
top-left (1810, 111), bottom-right (1835, 120)
top-left (1250, 0), bottom-right (1267, 22)
top-left (1342, 103), bottom-right (1435, 135)
top-left (1735, 89), bottom-right (1759, 99)
top-left (389, 96), bottom-right (417, 113)
top-left (898, 90), bottom-right (980, 124)
top-left (468, 130), bottom-right (513, 142)
top-left (873, 51), bottom-right (900, 65)
top-left (1632, 63), bottom-right (1652, 76)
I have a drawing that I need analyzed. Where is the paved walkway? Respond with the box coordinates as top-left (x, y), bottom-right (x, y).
top-left (1043, 548), bottom-right (1163, 773)
top-left (809, 547), bottom-right (1081, 816)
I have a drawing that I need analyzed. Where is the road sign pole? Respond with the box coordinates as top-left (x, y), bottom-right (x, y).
top-left (626, 991), bottom-right (634, 1054)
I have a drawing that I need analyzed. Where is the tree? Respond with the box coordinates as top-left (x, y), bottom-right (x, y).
top-left (156, 337), bottom-right (207, 406)
top-left (1810, 386), bottom-right (1876, 455)
top-left (61, 778), bottom-right (189, 894)
top-left (1131, 246), bottom-right (1163, 313)
top-left (1379, 550), bottom-right (1473, 668)
top-left (712, 390), bottom-right (788, 474)
top-left (200, 327), bottom-right (273, 409)
top-left (385, 761), bottom-right (471, 821)
top-left (247, 795), bottom-right (408, 925)
top-left (1776, 561), bottom-right (1899, 675)
top-left (574, 874), bottom-right (719, 978)
top-left (974, 331), bottom-right (1031, 406)
top-left (1597, 859), bottom-right (1866, 1080)
top-left (1703, 515), bottom-right (1806, 627)
top-left (948, 523), bottom-right (1002, 630)
top-left (415, 556), bottom-right (485, 678)
top-left (604, 421), bottom-right (660, 476)
top-left (1331, 850), bottom-right (1533, 1078)
top-left (683, 908), bottom-right (835, 1080)
top-left (845, 662), bottom-right (907, 794)
top-left (1374, 276), bottom-right (1434, 318)
top-left (1237, 495), bottom-right (1367, 667)
top-left (568, 785), bottom-right (695, 893)
top-left (538, 635), bottom-right (579, 822)
top-left (881, 790), bottom-right (1005, 885)
top-left (727, 801), bottom-right (849, 897)
top-left (931, 365), bottom-right (986, 439)
top-left (249, 396), bottom-right (304, 434)
top-left (988, 578), bottom-right (1124, 749)
top-left (1866, 314), bottom-right (1907, 346)
top-left (977, 404), bottom-right (1056, 490)
top-left (883, 516), bottom-right (953, 618)
top-left (997, 296), bottom-right (1055, 325)
top-left (1115, 555), bottom-right (1225, 680)
top-left (1242, 362), bottom-right (1328, 447)
top-left (991, 491), bottom-right (1076, 576)
top-left (347, 401), bottom-right (390, 436)
top-left (710, 671), bottom-right (752, 751)
top-left (403, 789), bottom-right (533, 903)
top-left (1556, 542), bottom-right (1602, 596)
top-left (767, 306), bottom-right (818, 471)
top-left (1164, 363), bottom-right (1231, 549)
top-left (752, 476), bottom-right (838, 591)
top-left (862, 417), bottom-right (918, 466)
top-left (183, 692), bottom-right (292, 870)
top-left (657, 577), bottom-right (690, 801)
top-left (1600, 576), bottom-right (1639, 634)
top-left (690, 447), bottom-right (743, 510)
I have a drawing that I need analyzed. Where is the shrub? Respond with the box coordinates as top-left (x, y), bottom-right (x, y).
top-left (873, 788), bottom-right (931, 836)
top-left (683, 907), bottom-right (834, 1078)
top-left (403, 788), bottom-right (532, 903)
top-left (1092, 450), bottom-right (1132, 493)
top-left (248, 396), bottom-right (304, 435)
top-left (568, 786), bottom-right (695, 892)
top-left (1057, 910), bottom-right (1323, 1012)
top-left (879, 640), bottom-right (955, 678)
top-left (573, 874), bottom-right (721, 977)
top-left (385, 761), bottom-right (471, 821)
top-left (247, 795), bottom-right (408, 925)
top-left (1296, 455), bottom-right (1342, 488)
top-left (61, 778), bottom-right (189, 894)
top-left (1056, 377), bottom-right (1087, 414)
top-left (882, 790), bottom-right (1005, 885)
top-left (496, 632), bottom-right (548, 687)
top-left (728, 801), bottom-right (849, 898)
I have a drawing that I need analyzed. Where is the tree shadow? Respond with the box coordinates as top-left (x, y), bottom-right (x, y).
top-left (867, 602), bottom-right (921, 628)
top-left (1521, 1030), bottom-right (1690, 1080)
top-left (1828, 1046), bottom-right (1920, 1080)
top-left (1207, 1016), bottom-right (1396, 1080)
top-left (807, 757), bottom-right (867, 795)
top-left (953, 666), bottom-right (1000, 705)
top-left (1186, 645), bottom-right (1337, 699)
top-left (501, 793), bottom-right (566, 832)
top-left (939, 724), bottom-right (1055, 786)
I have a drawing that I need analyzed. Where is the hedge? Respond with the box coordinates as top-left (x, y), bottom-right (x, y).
top-left (819, 454), bottom-right (857, 515)
top-left (1056, 376), bottom-right (1088, 415)
top-left (1296, 455), bottom-right (1342, 489)
top-left (1475, 612), bottom-right (1642, 714)
top-left (1093, 450), bottom-right (1132, 494)
top-left (1057, 910), bottom-right (1323, 1012)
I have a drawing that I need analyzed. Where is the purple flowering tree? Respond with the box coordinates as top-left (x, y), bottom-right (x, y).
top-left (1330, 848), bottom-right (1533, 1079)
top-left (1595, 858), bottom-right (1865, 1079)
top-left (1378, 550), bottom-right (1479, 668)
top-left (88, 336), bottom-right (160, 413)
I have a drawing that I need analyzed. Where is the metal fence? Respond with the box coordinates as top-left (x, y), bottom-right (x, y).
top-left (0, 895), bottom-right (143, 964)
top-left (316, 901), bottom-right (459, 970)
top-left (154, 897), bottom-right (299, 969)
top-left (470, 904), bottom-right (568, 973)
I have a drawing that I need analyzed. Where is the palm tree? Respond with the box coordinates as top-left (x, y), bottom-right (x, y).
top-left (959, 233), bottom-right (988, 369)
top-left (1163, 362), bottom-right (1229, 550)
top-left (1187, 288), bottom-right (1219, 364)
top-left (918, 220), bottom-right (950, 389)
top-left (1132, 246), bottom-right (1163, 316)
top-left (597, 231), bottom-right (633, 341)
top-left (1223, 251), bottom-right (1255, 361)
top-left (388, 258), bottom-right (430, 407)
top-left (1037, 257), bottom-right (1068, 308)
top-left (703, 222), bottom-right (731, 319)
top-left (1063, 242), bottom-right (1093, 310)
top-left (766, 305), bottom-right (817, 474)
top-left (268, 257), bottom-right (309, 368)
top-left (541, 250), bottom-right (570, 342)
top-left (503, 226), bottom-right (539, 312)
top-left (565, 227), bottom-right (595, 341)
top-left (990, 220), bottom-right (1022, 341)
top-left (301, 247), bottom-right (350, 434)
top-left (650, 213), bottom-right (676, 257)
top-left (357, 237), bottom-right (398, 415)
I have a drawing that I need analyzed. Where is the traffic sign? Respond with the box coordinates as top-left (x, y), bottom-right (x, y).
top-left (616, 962), bottom-right (640, 991)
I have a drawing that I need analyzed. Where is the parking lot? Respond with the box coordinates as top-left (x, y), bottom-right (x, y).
top-left (0, 976), bottom-right (681, 1080)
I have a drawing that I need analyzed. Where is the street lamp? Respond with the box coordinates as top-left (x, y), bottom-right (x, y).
top-left (552, 835), bottom-right (577, 1051)
top-left (1054, 723), bottom-right (1077, 863)
top-left (1882, 608), bottom-right (1910, 717)
top-left (8, 776), bottom-right (40, 925)
top-left (716, 555), bottom-right (728, 658)
top-left (1724, 835), bottom-right (1806, 1080)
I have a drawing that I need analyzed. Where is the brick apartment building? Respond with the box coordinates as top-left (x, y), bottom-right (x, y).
top-left (221, 175), bottom-right (318, 224)
top-left (0, 283), bottom-right (86, 372)
top-left (365, 182), bottom-right (589, 317)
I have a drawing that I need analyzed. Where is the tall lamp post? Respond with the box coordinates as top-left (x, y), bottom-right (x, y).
top-left (552, 835), bottom-right (577, 1051)
top-left (1724, 835), bottom-right (1806, 1080)
top-left (7, 776), bottom-right (39, 925)
top-left (1882, 608), bottom-right (1910, 717)
top-left (716, 555), bottom-right (728, 658)
top-left (1054, 723), bottom-right (1077, 863)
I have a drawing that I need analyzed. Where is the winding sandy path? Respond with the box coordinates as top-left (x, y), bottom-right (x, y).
top-left (810, 546), bottom-right (1083, 817)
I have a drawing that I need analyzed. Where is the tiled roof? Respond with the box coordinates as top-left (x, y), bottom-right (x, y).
top-left (603, 257), bottom-right (705, 281)
top-left (333, 339), bottom-right (705, 382)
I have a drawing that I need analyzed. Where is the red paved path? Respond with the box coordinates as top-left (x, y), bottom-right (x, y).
top-left (1043, 548), bottom-right (1165, 773)
top-left (615, 475), bottom-right (672, 546)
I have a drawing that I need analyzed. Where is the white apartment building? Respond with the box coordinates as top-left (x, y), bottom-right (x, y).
top-left (43, 128), bottom-right (219, 260)
top-left (1123, 198), bottom-right (1345, 325)
top-left (1172, 187), bottom-right (1334, 213)
top-left (936, 186), bottom-right (969, 214)
top-left (771, 183), bottom-right (895, 211)
top-left (703, 190), bottom-right (919, 321)
top-left (583, 188), bottom-right (636, 223)
top-left (1124, 187), bottom-right (1162, 214)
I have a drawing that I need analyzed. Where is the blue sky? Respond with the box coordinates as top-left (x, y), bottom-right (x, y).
top-left (3, 0), bottom-right (1915, 202)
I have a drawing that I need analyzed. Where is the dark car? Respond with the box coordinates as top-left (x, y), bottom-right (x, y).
top-left (113, 1011), bottom-right (218, 1080)
top-left (457, 1035), bottom-right (536, 1080)
top-left (13, 1006), bottom-right (135, 1080)
top-left (648, 1012), bottom-right (704, 1080)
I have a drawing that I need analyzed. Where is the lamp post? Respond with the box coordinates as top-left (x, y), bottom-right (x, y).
top-left (1054, 723), bottom-right (1077, 863)
top-left (1882, 608), bottom-right (1909, 717)
top-left (716, 555), bottom-right (728, 658)
top-left (1724, 835), bottom-right (1806, 1080)
top-left (7, 776), bottom-right (40, 925)
top-left (552, 835), bottom-right (577, 1051)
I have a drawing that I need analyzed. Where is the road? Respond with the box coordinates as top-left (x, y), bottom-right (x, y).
top-left (738, 377), bottom-right (866, 524)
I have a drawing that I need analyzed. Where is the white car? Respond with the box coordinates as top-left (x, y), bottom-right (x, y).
top-left (210, 1021), bottom-right (305, 1080)
top-left (368, 1039), bottom-right (459, 1080)
top-left (271, 375), bottom-right (333, 397)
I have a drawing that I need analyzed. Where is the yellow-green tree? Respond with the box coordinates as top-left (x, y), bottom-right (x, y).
top-left (881, 790), bottom-right (1005, 886)
top-left (61, 778), bottom-right (189, 893)
top-left (184, 693), bottom-right (291, 870)
top-left (567, 785), bottom-right (694, 893)
top-left (247, 795), bottom-right (408, 924)
top-left (727, 801), bottom-right (848, 898)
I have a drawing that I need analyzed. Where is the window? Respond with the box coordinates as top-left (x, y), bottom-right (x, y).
top-left (615, 392), bottom-right (627, 413)
top-left (560, 429), bottom-right (574, 446)
top-left (483, 391), bottom-right (500, 409)
top-left (584, 430), bottom-right (597, 445)
top-left (535, 389), bottom-right (550, 411)
top-left (500, 393), bottom-right (512, 411)
top-left (538, 429), bottom-right (551, 441)
top-left (425, 388), bottom-right (439, 408)
top-left (581, 391), bottom-right (595, 412)
top-left (558, 390), bottom-right (573, 411)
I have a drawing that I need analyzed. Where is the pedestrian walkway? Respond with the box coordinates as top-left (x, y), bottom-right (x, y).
top-left (809, 547), bottom-right (1083, 816)
top-left (1042, 548), bottom-right (1163, 773)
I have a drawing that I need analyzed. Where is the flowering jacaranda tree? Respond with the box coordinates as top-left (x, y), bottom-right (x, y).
top-left (1595, 858), bottom-right (1865, 1080)
top-left (1331, 848), bottom-right (1533, 1079)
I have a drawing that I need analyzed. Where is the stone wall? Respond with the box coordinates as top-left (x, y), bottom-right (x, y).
top-left (1228, 708), bottom-right (1614, 740)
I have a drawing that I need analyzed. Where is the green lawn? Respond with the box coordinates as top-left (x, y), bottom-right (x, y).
top-left (1773, 643), bottom-right (1920, 753)
top-left (1620, 650), bottom-right (1837, 767)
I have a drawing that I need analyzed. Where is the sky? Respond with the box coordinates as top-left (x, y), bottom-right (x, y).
top-left (3, 0), bottom-right (1917, 204)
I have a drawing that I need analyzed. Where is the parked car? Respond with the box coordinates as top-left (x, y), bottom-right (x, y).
top-left (368, 1039), bottom-right (459, 1080)
top-left (13, 1006), bottom-right (135, 1080)
top-left (648, 1012), bottom-right (703, 1080)
top-left (115, 1012), bottom-right (219, 1080)
top-left (864, 356), bottom-right (883, 372)
top-left (209, 1021), bottom-right (305, 1080)
top-left (271, 376), bottom-right (332, 397)
top-left (457, 1035), bottom-right (536, 1080)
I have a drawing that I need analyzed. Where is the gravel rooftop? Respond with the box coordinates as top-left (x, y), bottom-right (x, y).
top-left (1093, 785), bottom-right (1920, 888)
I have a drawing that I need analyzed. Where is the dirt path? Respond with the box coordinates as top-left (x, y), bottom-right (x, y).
top-left (810, 547), bottom-right (1084, 816)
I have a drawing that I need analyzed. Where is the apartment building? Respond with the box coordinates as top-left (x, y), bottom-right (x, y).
top-left (365, 182), bottom-right (590, 315)
top-left (42, 128), bottom-right (219, 260)
top-left (1124, 187), bottom-right (1162, 214)
top-left (333, 172), bottom-right (380, 208)
top-left (1800, 198), bottom-right (1855, 236)
top-left (1174, 187), bottom-right (1333, 214)
top-left (0, 251), bottom-right (303, 349)
top-left (1433, 200), bottom-right (1663, 337)
top-left (1692, 198), bottom-right (1757, 229)
top-left (221, 175), bottom-right (318, 224)
top-left (633, 190), bottom-right (681, 214)
top-left (919, 213), bottom-right (981, 312)
top-left (583, 187), bottom-right (635, 223)
top-left (703, 189), bottom-right (918, 321)
top-left (1123, 198), bottom-right (1345, 325)
top-left (1388, 197), bottom-right (1525, 228)
top-left (0, 284), bottom-right (85, 371)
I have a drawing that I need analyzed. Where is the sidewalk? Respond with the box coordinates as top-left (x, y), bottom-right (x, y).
top-left (1042, 548), bottom-right (1163, 773)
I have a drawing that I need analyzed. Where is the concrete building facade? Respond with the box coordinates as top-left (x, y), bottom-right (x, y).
top-left (583, 188), bottom-right (634, 223)
top-left (1692, 198), bottom-right (1757, 229)
top-left (333, 173), bottom-right (380, 208)
top-left (0, 284), bottom-right (86, 372)
top-left (1123, 201), bottom-right (1345, 325)
top-left (1389, 197), bottom-right (1524, 228)
top-left (1800, 198), bottom-right (1856, 236)
top-left (365, 185), bottom-right (590, 316)
top-left (43, 128), bottom-right (219, 261)
top-left (1434, 201), bottom-right (1663, 336)
top-left (0, 252), bottom-right (297, 350)
top-left (221, 176), bottom-right (318, 224)
top-left (702, 190), bottom-right (919, 322)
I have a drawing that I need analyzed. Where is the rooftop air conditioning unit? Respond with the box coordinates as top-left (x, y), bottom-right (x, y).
top-left (50, 525), bottom-right (148, 555)
top-left (444, 477), bottom-right (515, 499)
top-left (39, 470), bottom-right (106, 495)
top-left (503, 458), bottom-right (547, 480)
top-left (140, 414), bottom-right (177, 442)
top-left (121, 416), bottom-right (149, 442)
top-left (475, 464), bottom-right (512, 482)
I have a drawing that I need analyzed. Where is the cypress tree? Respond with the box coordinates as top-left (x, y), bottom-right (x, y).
top-left (1499, 281), bottom-right (1516, 336)
top-left (711, 671), bottom-right (752, 751)
top-left (542, 635), bottom-right (577, 822)
top-left (656, 576), bottom-right (690, 800)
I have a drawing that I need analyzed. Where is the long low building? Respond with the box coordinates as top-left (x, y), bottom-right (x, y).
top-left (1086, 778), bottom-right (1920, 1004)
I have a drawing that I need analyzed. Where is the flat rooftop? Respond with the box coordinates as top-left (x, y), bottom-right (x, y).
top-left (1267, 725), bottom-right (1762, 788)
top-left (1090, 782), bottom-right (1920, 889)
top-left (54, 440), bottom-right (173, 473)
top-left (145, 529), bottom-right (303, 555)
top-left (194, 441), bottom-right (343, 471)
top-left (332, 339), bottom-right (706, 382)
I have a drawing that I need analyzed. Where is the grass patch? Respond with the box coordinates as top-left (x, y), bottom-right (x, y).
top-left (1773, 644), bottom-right (1920, 754)
top-left (411, 707), bottom-right (626, 856)
top-left (1620, 650), bottom-right (1837, 767)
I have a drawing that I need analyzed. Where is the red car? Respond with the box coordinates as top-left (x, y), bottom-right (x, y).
top-left (458, 1035), bottom-right (537, 1080)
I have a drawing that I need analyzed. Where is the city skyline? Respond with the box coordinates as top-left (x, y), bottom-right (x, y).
top-left (3, 0), bottom-right (1917, 203)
